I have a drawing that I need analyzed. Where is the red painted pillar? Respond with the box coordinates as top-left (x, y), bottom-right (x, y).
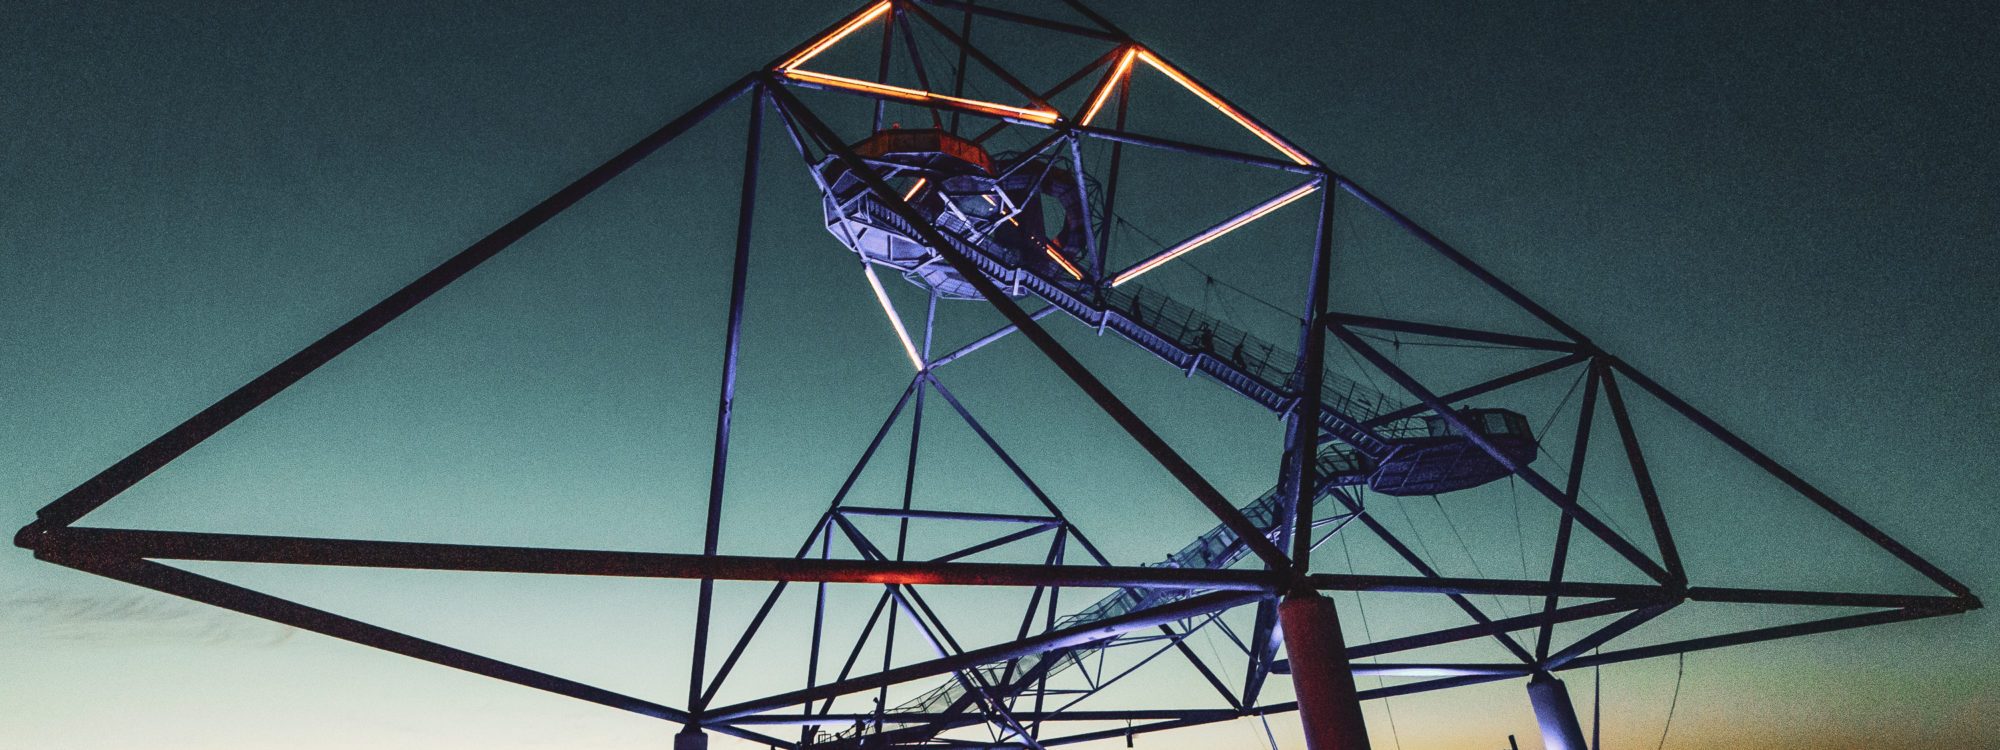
top-left (1279, 590), bottom-right (1373, 750)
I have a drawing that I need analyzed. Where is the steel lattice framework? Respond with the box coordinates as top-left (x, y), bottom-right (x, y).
top-left (17, 3), bottom-right (1980, 750)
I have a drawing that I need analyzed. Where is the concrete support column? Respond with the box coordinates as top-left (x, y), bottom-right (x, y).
top-left (675, 727), bottom-right (708, 750)
top-left (1278, 590), bottom-right (1372, 750)
top-left (1526, 672), bottom-right (1589, 750)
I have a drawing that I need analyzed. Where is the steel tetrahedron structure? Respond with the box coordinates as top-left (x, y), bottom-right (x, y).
top-left (17, 3), bottom-right (1980, 750)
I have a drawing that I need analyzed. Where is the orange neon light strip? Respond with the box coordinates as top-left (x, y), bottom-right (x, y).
top-left (1131, 50), bottom-right (1313, 166)
top-left (1046, 246), bottom-right (1085, 280)
top-left (901, 177), bottom-right (928, 202)
top-left (1077, 48), bottom-right (1139, 127)
top-left (779, 1), bottom-right (892, 71)
top-left (861, 263), bottom-right (926, 371)
top-left (783, 69), bottom-right (1061, 124)
top-left (1112, 182), bottom-right (1320, 287)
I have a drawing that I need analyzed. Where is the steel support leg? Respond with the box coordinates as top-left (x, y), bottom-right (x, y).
top-left (1526, 673), bottom-right (1589, 750)
top-left (675, 727), bottom-right (708, 750)
top-left (1278, 591), bottom-right (1371, 750)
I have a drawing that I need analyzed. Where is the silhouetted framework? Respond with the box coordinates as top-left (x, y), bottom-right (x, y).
top-left (18, 3), bottom-right (1979, 750)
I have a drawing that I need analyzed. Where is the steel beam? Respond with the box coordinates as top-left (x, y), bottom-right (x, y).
top-left (15, 75), bottom-right (756, 544)
top-left (1608, 357), bottom-right (1975, 601)
top-left (765, 78), bottom-right (1295, 574)
top-left (1535, 364), bottom-right (1600, 662)
top-left (39, 553), bottom-right (791, 748)
top-left (689, 81), bottom-right (765, 716)
top-left (33, 527), bottom-right (1273, 591)
top-left (1331, 326), bottom-right (1671, 584)
top-left (703, 590), bottom-right (1264, 723)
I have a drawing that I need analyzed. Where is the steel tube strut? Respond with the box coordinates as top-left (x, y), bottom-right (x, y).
top-left (33, 526), bottom-right (1270, 590)
top-left (763, 80), bottom-right (1294, 573)
top-left (1536, 364), bottom-right (1600, 662)
top-left (1331, 327), bottom-right (1671, 583)
top-left (690, 82), bottom-right (765, 717)
top-left (704, 590), bottom-right (1264, 723)
top-left (1364, 353), bottom-right (1588, 427)
top-left (1601, 368), bottom-right (1685, 582)
top-left (1608, 357), bottom-right (1974, 600)
top-left (1289, 184), bottom-right (1336, 569)
top-left (1555, 606), bottom-right (1964, 672)
top-left (1330, 177), bottom-right (1590, 346)
top-left (1345, 597), bottom-right (1649, 661)
top-left (38, 553), bottom-right (792, 748)
top-left (16, 75), bottom-right (756, 543)
top-left (1327, 313), bottom-right (1584, 353)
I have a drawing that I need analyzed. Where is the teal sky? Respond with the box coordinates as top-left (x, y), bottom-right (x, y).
top-left (4, 2), bottom-right (1995, 749)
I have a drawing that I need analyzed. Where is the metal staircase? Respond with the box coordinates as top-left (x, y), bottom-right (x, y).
top-left (813, 155), bottom-right (1536, 747)
top-left (849, 192), bottom-right (1408, 459)
top-left (831, 445), bottom-right (1361, 745)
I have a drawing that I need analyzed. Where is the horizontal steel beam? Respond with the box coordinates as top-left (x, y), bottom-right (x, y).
top-left (727, 708), bottom-right (1237, 726)
top-left (1609, 357), bottom-right (1979, 603)
top-left (1555, 606), bottom-right (1961, 672)
top-left (38, 552), bottom-right (792, 748)
top-left (1309, 572), bottom-right (1664, 600)
top-left (1326, 312), bottom-right (1584, 353)
top-left (1684, 586), bottom-right (1973, 611)
top-left (703, 590), bottom-right (1264, 723)
top-left (14, 75), bottom-right (758, 544)
top-left (1364, 352), bottom-right (1588, 427)
top-left (1349, 596), bottom-right (1649, 660)
top-left (1271, 661), bottom-right (1533, 678)
top-left (32, 527), bottom-right (1270, 592)
top-left (838, 506), bottom-right (1059, 525)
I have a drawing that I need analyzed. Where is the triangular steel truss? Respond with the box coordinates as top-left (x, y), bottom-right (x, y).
top-left (19, 2), bottom-right (1978, 749)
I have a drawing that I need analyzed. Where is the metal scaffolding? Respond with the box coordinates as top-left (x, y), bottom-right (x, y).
top-left (17, 3), bottom-right (1979, 749)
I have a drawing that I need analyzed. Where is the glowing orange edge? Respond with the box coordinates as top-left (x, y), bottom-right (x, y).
top-left (1077, 48), bottom-right (1139, 127)
top-left (784, 69), bottom-right (1061, 124)
top-left (779, 2), bottom-right (893, 72)
top-left (1111, 182), bottom-right (1320, 287)
top-left (1132, 50), bottom-right (1312, 166)
top-left (1045, 246), bottom-right (1085, 280)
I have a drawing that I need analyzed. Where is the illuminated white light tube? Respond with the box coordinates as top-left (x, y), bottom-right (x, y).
top-left (1111, 181), bottom-right (1320, 287)
top-left (861, 263), bottom-right (926, 371)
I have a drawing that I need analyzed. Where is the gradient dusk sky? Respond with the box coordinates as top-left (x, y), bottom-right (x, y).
top-left (4, 2), bottom-right (1996, 749)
